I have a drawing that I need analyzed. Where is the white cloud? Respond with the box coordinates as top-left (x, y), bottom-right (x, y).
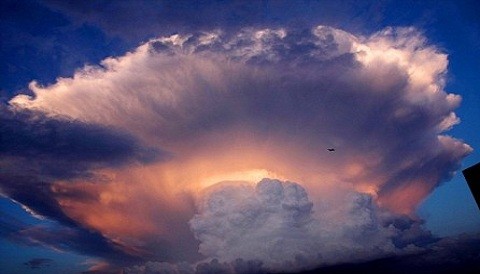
top-left (189, 179), bottom-right (399, 272)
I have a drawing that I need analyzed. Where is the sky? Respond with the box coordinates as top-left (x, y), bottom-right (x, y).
top-left (1, 1), bottom-right (479, 273)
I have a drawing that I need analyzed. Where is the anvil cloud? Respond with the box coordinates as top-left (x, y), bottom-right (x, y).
top-left (1, 25), bottom-right (472, 272)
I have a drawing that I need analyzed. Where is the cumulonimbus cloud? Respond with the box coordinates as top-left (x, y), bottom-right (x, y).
top-left (2, 25), bottom-right (473, 271)
top-left (190, 179), bottom-right (398, 271)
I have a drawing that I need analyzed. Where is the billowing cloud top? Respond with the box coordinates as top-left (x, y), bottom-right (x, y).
top-left (1, 25), bottom-right (472, 272)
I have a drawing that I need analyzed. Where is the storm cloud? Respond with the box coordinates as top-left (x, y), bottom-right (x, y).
top-left (2, 25), bottom-right (474, 271)
top-left (11, 26), bottom-right (470, 211)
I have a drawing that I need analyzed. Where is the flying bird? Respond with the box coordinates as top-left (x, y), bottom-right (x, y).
top-left (327, 148), bottom-right (335, 152)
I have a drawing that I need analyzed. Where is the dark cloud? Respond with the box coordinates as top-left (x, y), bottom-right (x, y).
top-left (385, 216), bottom-right (439, 249)
top-left (299, 234), bottom-right (480, 274)
top-left (1, 210), bottom-right (145, 265)
top-left (127, 234), bottom-right (480, 274)
top-left (24, 258), bottom-right (53, 269)
top-left (0, 175), bottom-right (77, 226)
top-left (0, 105), bottom-right (162, 166)
top-left (127, 258), bottom-right (266, 274)
top-left (0, 104), bottom-right (165, 220)
top-left (0, 104), bottom-right (167, 263)
top-left (15, 225), bottom-right (144, 264)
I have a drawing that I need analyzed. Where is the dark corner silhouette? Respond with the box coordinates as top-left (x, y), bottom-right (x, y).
top-left (463, 162), bottom-right (480, 210)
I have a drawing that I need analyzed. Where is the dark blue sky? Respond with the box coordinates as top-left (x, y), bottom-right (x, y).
top-left (1, 1), bottom-right (479, 273)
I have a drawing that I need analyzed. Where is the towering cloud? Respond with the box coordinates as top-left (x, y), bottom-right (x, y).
top-left (190, 179), bottom-right (398, 272)
top-left (2, 25), bottom-right (472, 271)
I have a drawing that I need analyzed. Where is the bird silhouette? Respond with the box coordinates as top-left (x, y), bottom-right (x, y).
top-left (327, 148), bottom-right (335, 152)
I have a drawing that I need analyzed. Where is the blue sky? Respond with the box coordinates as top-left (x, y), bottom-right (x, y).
top-left (1, 1), bottom-right (479, 273)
